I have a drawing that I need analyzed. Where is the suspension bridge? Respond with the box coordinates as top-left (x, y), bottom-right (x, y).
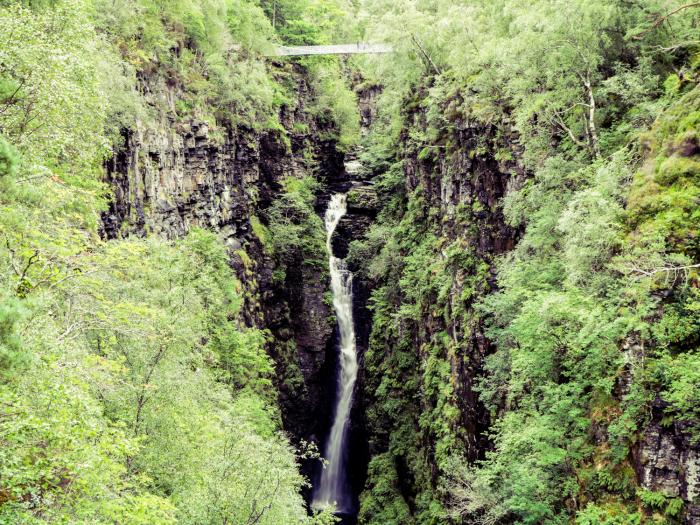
top-left (270, 43), bottom-right (393, 56)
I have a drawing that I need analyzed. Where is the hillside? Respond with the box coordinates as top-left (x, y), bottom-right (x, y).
top-left (0, 1), bottom-right (699, 524)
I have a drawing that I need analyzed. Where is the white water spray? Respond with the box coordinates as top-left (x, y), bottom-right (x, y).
top-left (313, 193), bottom-right (358, 513)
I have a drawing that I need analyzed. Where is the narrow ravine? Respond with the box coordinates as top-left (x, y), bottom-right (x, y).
top-left (313, 193), bottom-right (359, 515)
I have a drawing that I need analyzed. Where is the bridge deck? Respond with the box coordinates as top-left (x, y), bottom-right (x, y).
top-left (271, 43), bottom-right (393, 56)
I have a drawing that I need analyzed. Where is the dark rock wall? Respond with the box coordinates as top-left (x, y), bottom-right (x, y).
top-left (100, 66), bottom-right (343, 462)
top-left (103, 120), bottom-right (245, 239)
top-left (634, 399), bottom-right (700, 522)
top-left (357, 90), bottom-right (527, 519)
top-left (414, 120), bottom-right (523, 461)
top-left (101, 64), bottom-right (384, 512)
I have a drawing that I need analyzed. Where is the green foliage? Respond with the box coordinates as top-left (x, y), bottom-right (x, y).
top-left (359, 0), bottom-right (700, 165)
top-left (0, 291), bottom-right (25, 377)
top-left (358, 454), bottom-right (415, 525)
top-left (91, 0), bottom-right (284, 127)
top-left (0, 0), bottom-right (118, 178)
top-left (306, 58), bottom-right (361, 149)
top-left (0, 1), bottom-right (352, 520)
top-left (258, 0), bottom-right (357, 46)
top-left (454, 117), bottom-right (696, 524)
top-left (637, 488), bottom-right (684, 519)
top-left (576, 502), bottom-right (641, 525)
top-left (353, 2), bottom-right (700, 524)
top-left (0, 136), bottom-right (17, 180)
top-left (0, 220), bottom-right (312, 523)
top-left (266, 175), bottom-right (327, 281)
top-left (4, 0), bottom-right (700, 524)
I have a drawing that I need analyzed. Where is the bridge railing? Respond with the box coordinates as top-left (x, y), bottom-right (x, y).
top-left (270, 43), bottom-right (393, 56)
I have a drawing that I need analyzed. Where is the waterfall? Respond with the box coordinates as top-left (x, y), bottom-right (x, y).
top-left (312, 193), bottom-right (358, 513)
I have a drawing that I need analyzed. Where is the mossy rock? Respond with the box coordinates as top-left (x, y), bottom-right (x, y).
top-left (627, 86), bottom-right (700, 258)
top-left (346, 184), bottom-right (380, 214)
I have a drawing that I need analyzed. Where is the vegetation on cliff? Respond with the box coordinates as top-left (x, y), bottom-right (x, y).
top-left (351, 1), bottom-right (700, 523)
top-left (0, 0), bottom-right (351, 523)
top-left (1, 0), bottom-right (699, 524)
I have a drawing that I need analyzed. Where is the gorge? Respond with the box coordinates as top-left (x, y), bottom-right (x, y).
top-left (1, 1), bottom-right (700, 525)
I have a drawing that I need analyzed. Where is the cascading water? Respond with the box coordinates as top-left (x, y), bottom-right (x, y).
top-left (312, 193), bottom-right (358, 514)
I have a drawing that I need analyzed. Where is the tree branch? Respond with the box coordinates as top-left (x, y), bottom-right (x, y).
top-left (0, 79), bottom-right (26, 116)
top-left (634, 2), bottom-right (700, 39)
top-left (623, 263), bottom-right (700, 280)
top-left (551, 111), bottom-right (588, 148)
top-left (572, 70), bottom-right (600, 158)
top-left (410, 33), bottom-right (442, 76)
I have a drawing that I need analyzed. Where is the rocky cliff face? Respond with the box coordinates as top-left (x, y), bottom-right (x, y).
top-left (634, 399), bottom-right (700, 521)
top-left (102, 68), bottom-right (336, 249)
top-left (101, 64), bottom-right (387, 513)
top-left (355, 88), bottom-right (527, 520)
top-left (100, 64), bottom-right (346, 461)
top-left (412, 118), bottom-right (524, 462)
top-left (358, 83), bottom-right (700, 524)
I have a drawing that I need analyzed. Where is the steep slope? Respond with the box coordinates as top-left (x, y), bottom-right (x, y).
top-left (99, 60), bottom-right (340, 441)
top-left (354, 80), bottom-right (700, 525)
top-left (0, 1), bottom-right (356, 523)
top-left (349, 88), bottom-right (526, 523)
top-left (351, 2), bottom-right (700, 523)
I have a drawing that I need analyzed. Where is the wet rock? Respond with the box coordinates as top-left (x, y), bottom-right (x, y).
top-left (329, 183), bottom-right (376, 259)
top-left (355, 82), bottom-right (382, 129)
top-left (633, 397), bottom-right (700, 522)
top-left (332, 214), bottom-right (372, 259)
top-left (346, 184), bottom-right (379, 216)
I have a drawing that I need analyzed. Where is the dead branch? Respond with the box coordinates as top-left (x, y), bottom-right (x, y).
top-left (623, 263), bottom-right (700, 285)
top-left (551, 111), bottom-right (588, 148)
top-left (0, 79), bottom-right (25, 116)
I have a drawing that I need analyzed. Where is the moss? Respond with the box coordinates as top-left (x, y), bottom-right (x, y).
top-left (575, 501), bottom-right (642, 525)
top-left (346, 186), bottom-right (379, 211)
top-left (654, 156), bottom-right (699, 185)
top-left (265, 117), bottom-right (292, 151)
top-left (250, 215), bottom-right (269, 248)
top-left (273, 339), bottom-right (306, 394)
top-left (627, 87), bottom-right (700, 258)
top-left (291, 121), bottom-right (309, 134)
top-left (495, 147), bottom-right (514, 162)
top-left (358, 454), bottom-right (415, 525)
top-left (234, 248), bottom-right (252, 269)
